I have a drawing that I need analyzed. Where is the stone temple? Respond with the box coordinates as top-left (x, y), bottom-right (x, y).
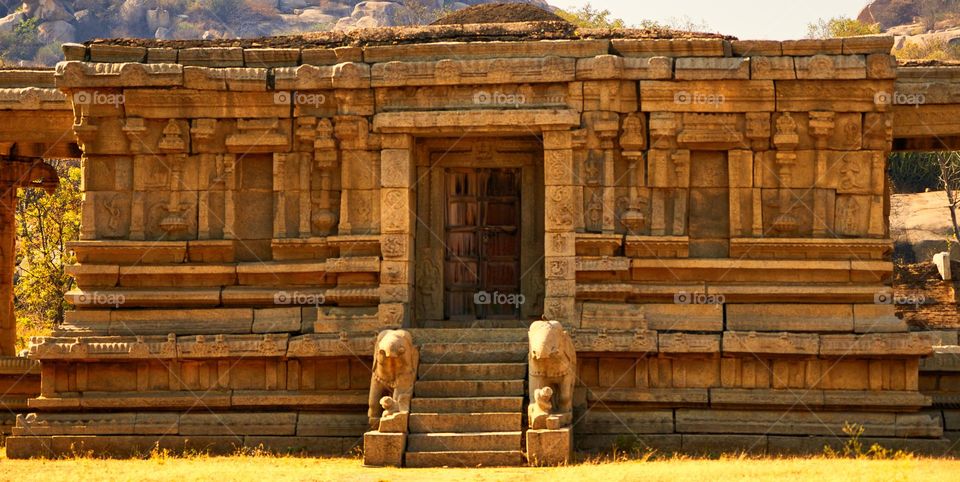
top-left (1, 17), bottom-right (960, 465)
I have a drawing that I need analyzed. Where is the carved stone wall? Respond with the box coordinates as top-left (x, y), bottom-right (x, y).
top-left (4, 34), bottom-right (953, 457)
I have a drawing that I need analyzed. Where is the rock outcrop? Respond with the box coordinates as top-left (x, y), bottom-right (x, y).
top-left (0, 0), bottom-right (554, 66)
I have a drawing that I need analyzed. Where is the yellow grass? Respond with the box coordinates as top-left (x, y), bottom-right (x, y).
top-left (0, 449), bottom-right (958, 482)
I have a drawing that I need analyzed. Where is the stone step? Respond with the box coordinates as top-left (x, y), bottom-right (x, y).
top-left (409, 412), bottom-right (522, 433)
top-left (412, 396), bottom-right (524, 414)
top-left (405, 450), bottom-right (525, 468)
top-left (419, 342), bottom-right (528, 363)
top-left (407, 431), bottom-right (521, 452)
top-left (409, 328), bottom-right (528, 344)
top-left (415, 379), bottom-right (525, 398)
top-left (418, 362), bottom-right (527, 381)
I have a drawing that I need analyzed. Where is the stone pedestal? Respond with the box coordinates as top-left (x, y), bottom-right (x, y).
top-left (363, 431), bottom-right (406, 467)
top-left (526, 427), bottom-right (572, 466)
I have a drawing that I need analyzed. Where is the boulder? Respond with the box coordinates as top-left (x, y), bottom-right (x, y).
top-left (247, 0), bottom-right (279, 11)
top-left (355, 15), bottom-right (381, 28)
top-left (333, 16), bottom-right (357, 31)
top-left (146, 8), bottom-right (172, 31)
top-left (0, 11), bottom-right (27, 34)
top-left (297, 7), bottom-right (337, 25)
top-left (279, 0), bottom-right (309, 10)
top-left (349, 1), bottom-right (406, 27)
top-left (23, 0), bottom-right (74, 22)
top-left (119, 0), bottom-right (149, 26)
top-left (37, 19), bottom-right (76, 43)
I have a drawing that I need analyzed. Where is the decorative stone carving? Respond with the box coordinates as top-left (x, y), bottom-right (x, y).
top-left (368, 330), bottom-right (418, 431)
top-left (619, 113), bottom-right (646, 151)
top-left (528, 320), bottom-right (576, 429)
top-left (678, 113), bottom-right (744, 149)
top-left (774, 113), bottom-right (799, 149)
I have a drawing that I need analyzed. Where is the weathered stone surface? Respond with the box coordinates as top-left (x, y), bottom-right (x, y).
top-left (363, 432), bottom-right (407, 467)
top-left (526, 428), bottom-right (572, 466)
top-left (613, 39), bottom-right (728, 57)
top-left (365, 40), bottom-right (609, 63)
top-left (794, 55), bottom-right (866, 79)
top-left (723, 332), bottom-right (819, 355)
top-left (751, 56), bottom-right (796, 80)
top-left (641, 80), bottom-right (775, 112)
top-left (576, 55), bottom-right (673, 80)
top-left (676, 409), bottom-right (898, 436)
top-left (727, 304), bottom-right (855, 332)
top-left (675, 57), bottom-right (750, 80)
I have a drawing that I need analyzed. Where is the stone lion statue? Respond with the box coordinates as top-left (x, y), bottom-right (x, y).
top-left (528, 320), bottom-right (576, 429)
top-left (368, 329), bottom-right (418, 430)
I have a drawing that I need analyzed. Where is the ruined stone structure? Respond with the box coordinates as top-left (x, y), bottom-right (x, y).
top-left (0, 69), bottom-right (78, 435)
top-left (3, 22), bottom-right (960, 463)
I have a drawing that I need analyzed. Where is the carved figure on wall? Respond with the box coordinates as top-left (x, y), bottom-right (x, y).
top-left (368, 329), bottom-right (419, 431)
top-left (415, 256), bottom-right (440, 319)
top-left (528, 320), bottom-right (576, 429)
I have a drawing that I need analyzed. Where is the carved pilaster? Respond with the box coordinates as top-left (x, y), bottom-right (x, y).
top-left (809, 111), bottom-right (836, 237)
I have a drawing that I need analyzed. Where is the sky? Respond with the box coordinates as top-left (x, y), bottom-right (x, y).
top-left (548, 0), bottom-right (872, 40)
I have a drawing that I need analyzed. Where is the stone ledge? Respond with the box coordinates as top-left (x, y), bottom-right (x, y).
top-left (0, 88), bottom-right (69, 110)
top-left (371, 56), bottom-right (576, 87)
top-left (0, 356), bottom-right (40, 375)
top-left (728, 237), bottom-right (892, 260)
top-left (65, 288), bottom-right (222, 309)
top-left (55, 61), bottom-right (183, 88)
top-left (274, 63), bottom-right (371, 90)
top-left (372, 109), bottom-right (581, 133)
top-left (364, 40), bottom-right (610, 63)
top-left (27, 389), bottom-right (366, 410)
top-left (29, 332), bottom-right (377, 360)
top-left (921, 346), bottom-right (960, 372)
top-left (710, 388), bottom-right (930, 410)
top-left (674, 408), bottom-right (941, 438)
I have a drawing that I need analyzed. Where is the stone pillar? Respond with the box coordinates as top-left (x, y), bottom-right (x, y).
top-left (542, 130), bottom-right (577, 323)
top-left (379, 134), bottom-right (415, 328)
top-left (0, 184), bottom-right (17, 356)
top-left (0, 160), bottom-right (58, 357)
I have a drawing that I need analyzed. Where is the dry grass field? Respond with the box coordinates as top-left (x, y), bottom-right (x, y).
top-left (0, 449), bottom-right (958, 482)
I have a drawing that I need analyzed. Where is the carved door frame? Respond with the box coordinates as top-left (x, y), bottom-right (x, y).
top-left (412, 137), bottom-right (545, 326)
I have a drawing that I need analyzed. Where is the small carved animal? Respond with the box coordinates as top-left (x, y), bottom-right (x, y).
top-left (528, 386), bottom-right (554, 429)
top-left (380, 396), bottom-right (399, 418)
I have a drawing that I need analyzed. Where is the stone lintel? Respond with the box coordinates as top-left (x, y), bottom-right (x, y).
top-left (372, 109), bottom-right (580, 133)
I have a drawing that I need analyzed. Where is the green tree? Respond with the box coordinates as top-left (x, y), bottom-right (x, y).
top-left (0, 17), bottom-right (44, 64)
top-left (936, 151), bottom-right (960, 244)
top-left (806, 16), bottom-right (882, 39)
top-left (556, 2), bottom-right (627, 29)
top-left (14, 161), bottom-right (81, 350)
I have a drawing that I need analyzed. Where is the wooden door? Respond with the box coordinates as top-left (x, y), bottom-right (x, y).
top-left (444, 168), bottom-right (522, 320)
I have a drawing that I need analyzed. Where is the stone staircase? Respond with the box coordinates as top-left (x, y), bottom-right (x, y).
top-left (406, 328), bottom-right (528, 467)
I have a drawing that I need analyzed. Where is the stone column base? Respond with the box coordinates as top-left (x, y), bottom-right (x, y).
top-left (363, 431), bottom-right (406, 467)
top-left (526, 427), bottom-right (572, 466)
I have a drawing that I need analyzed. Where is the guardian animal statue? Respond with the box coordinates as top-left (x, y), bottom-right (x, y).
top-left (528, 320), bottom-right (576, 429)
top-left (368, 329), bottom-right (418, 430)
